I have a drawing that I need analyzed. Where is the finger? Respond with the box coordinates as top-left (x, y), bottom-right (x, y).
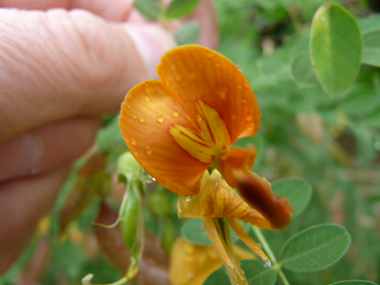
top-left (0, 0), bottom-right (134, 21)
top-left (0, 116), bottom-right (99, 182)
top-left (189, 0), bottom-right (219, 49)
top-left (0, 164), bottom-right (71, 274)
top-left (0, 9), bottom-right (176, 143)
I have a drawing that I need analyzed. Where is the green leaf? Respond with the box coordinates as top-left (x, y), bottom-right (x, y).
top-left (181, 218), bottom-right (250, 246)
top-left (280, 224), bottom-right (351, 272)
top-left (233, 134), bottom-right (265, 169)
top-left (329, 281), bottom-right (377, 285)
top-left (365, 107), bottom-right (380, 128)
top-left (120, 186), bottom-right (140, 251)
top-left (203, 259), bottom-right (276, 285)
top-left (165, 0), bottom-right (201, 19)
top-left (291, 53), bottom-right (319, 88)
top-left (358, 14), bottom-right (380, 67)
top-left (272, 177), bottom-right (312, 218)
top-left (174, 21), bottom-right (200, 45)
top-left (134, 0), bottom-right (161, 21)
top-left (310, 3), bottom-right (362, 95)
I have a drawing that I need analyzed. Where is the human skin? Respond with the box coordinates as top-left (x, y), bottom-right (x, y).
top-left (0, 0), bottom-right (217, 274)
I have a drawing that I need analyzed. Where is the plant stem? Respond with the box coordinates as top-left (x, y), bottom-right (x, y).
top-left (252, 226), bottom-right (277, 263)
top-left (251, 226), bottom-right (291, 285)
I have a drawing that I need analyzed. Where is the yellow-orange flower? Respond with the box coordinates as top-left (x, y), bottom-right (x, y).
top-left (169, 237), bottom-right (256, 285)
top-left (119, 45), bottom-right (292, 229)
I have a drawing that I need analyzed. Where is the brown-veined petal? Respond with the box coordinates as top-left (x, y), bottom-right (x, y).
top-left (119, 79), bottom-right (208, 196)
top-left (177, 170), bottom-right (272, 229)
top-left (157, 45), bottom-right (260, 142)
top-left (231, 169), bottom-right (293, 229)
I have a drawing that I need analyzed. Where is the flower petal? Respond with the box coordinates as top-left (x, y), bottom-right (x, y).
top-left (203, 218), bottom-right (248, 285)
top-left (231, 169), bottom-right (293, 229)
top-left (227, 217), bottom-right (271, 266)
top-left (157, 45), bottom-right (260, 142)
top-left (177, 170), bottom-right (272, 229)
top-left (119, 79), bottom-right (208, 196)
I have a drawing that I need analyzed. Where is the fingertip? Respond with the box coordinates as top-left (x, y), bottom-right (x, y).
top-left (125, 24), bottom-right (177, 79)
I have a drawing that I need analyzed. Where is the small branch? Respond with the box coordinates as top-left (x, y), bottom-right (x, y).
top-left (252, 226), bottom-right (291, 285)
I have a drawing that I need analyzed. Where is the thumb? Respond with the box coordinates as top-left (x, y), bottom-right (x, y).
top-left (0, 9), bottom-right (176, 143)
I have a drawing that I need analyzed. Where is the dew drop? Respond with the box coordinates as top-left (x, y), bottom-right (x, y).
top-left (232, 114), bottom-right (237, 120)
top-left (140, 168), bottom-right (156, 183)
top-left (144, 96), bottom-right (150, 102)
top-left (215, 83), bottom-right (228, 100)
top-left (171, 110), bottom-right (179, 117)
top-left (144, 107), bottom-right (148, 111)
top-left (245, 113), bottom-right (253, 122)
top-left (237, 84), bottom-right (243, 89)
top-left (131, 138), bottom-right (137, 145)
top-left (205, 49), bottom-right (214, 58)
top-left (216, 63), bottom-right (221, 68)
top-left (157, 114), bottom-right (165, 123)
top-left (139, 117), bottom-right (145, 123)
top-left (127, 105), bottom-right (131, 108)
top-left (133, 114), bottom-right (137, 119)
top-left (145, 146), bottom-right (153, 156)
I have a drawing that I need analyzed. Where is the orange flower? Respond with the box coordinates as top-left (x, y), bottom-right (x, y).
top-left (119, 45), bottom-right (292, 229)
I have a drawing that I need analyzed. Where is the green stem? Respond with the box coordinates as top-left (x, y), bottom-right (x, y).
top-left (251, 226), bottom-right (291, 285)
top-left (252, 226), bottom-right (277, 263)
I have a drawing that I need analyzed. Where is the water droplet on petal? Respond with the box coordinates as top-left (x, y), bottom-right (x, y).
top-left (144, 96), bottom-right (150, 102)
top-left (245, 113), bottom-right (253, 122)
top-left (171, 110), bottom-right (179, 117)
top-left (215, 83), bottom-right (229, 100)
top-left (145, 146), bottom-right (153, 156)
top-left (157, 114), bottom-right (165, 123)
top-left (205, 49), bottom-right (214, 58)
top-left (140, 168), bottom-right (156, 183)
top-left (216, 63), bottom-right (221, 68)
top-left (232, 114), bottom-right (236, 120)
top-left (127, 105), bottom-right (131, 108)
top-left (131, 138), bottom-right (137, 145)
top-left (139, 117), bottom-right (145, 123)
top-left (133, 114), bottom-right (137, 119)
top-left (237, 84), bottom-right (243, 89)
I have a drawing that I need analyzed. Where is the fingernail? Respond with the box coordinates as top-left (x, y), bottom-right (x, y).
top-left (0, 133), bottom-right (44, 181)
top-left (125, 24), bottom-right (176, 78)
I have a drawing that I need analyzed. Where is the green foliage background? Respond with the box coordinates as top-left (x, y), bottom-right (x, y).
top-left (1, 0), bottom-right (380, 284)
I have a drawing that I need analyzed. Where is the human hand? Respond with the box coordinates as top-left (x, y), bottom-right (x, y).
top-left (0, 0), bottom-right (217, 274)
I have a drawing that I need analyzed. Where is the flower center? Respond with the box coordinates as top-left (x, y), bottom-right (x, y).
top-left (169, 101), bottom-right (231, 163)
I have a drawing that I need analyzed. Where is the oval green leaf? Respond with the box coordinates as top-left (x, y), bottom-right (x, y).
top-left (291, 53), bottom-right (319, 88)
top-left (174, 21), bottom-right (200, 45)
top-left (359, 14), bottom-right (380, 67)
top-left (134, 0), bottom-right (161, 21)
top-left (203, 259), bottom-right (276, 285)
top-left (181, 218), bottom-right (250, 246)
top-left (165, 0), bottom-right (201, 19)
top-left (330, 281), bottom-right (377, 285)
top-left (280, 224), bottom-right (351, 272)
top-left (272, 177), bottom-right (312, 218)
top-left (310, 3), bottom-right (362, 95)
